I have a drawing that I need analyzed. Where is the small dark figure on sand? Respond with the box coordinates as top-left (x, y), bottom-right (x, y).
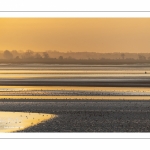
top-left (145, 71), bottom-right (147, 74)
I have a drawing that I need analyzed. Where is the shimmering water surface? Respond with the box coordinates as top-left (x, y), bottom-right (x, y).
top-left (1, 64), bottom-right (150, 132)
top-left (0, 111), bottom-right (56, 132)
top-left (0, 64), bottom-right (150, 80)
top-left (0, 64), bottom-right (150, 100)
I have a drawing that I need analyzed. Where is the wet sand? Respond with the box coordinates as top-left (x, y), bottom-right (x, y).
top-left (0, 80), bottom-right (150, 132)
top-left (1, 99), bottom-right (150, 132)
top-left (1, 79), bottom-right (150, 87)
top-left (0, 64), bottom-right (150, 132)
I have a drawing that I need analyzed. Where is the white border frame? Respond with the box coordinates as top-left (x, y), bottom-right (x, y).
top-left (0, 11), bottom-right (150, 139)
top-left (0, 11), bottom-right (150, 18)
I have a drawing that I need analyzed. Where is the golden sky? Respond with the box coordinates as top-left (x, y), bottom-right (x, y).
top-left (0, 18), bottom-right (150, 53)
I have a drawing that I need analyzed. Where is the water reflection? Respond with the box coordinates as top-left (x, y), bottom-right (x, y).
top-left (0, 111), bottom-right (56, 132)
top-left (0, 96), bottom-right (150, 100)
top-left (0, 86), bottom-right (149, 91)
top-left (0, 86), bottom-right (150, 99)
top-left (0, 64), bottom-right (150, 101)
top-left (0, 72), bottom-right (150, 79)
top-left (0, 67), bottom-right (150, 79)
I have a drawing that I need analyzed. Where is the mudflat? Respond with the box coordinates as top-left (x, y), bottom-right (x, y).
top-left (1, 79), bottom-right (150, 87)
top-left (1, 99), bottom-right (150, 132)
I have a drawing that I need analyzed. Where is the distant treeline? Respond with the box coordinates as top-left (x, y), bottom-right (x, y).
top-left (1, 50), bottom-right (150, 64)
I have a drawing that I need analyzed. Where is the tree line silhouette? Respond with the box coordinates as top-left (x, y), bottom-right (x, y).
top-left (1, 50), bottom-right (150, 64)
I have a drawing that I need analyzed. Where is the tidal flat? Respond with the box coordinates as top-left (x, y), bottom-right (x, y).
top-left (1, 64), bottom-right (150, 132)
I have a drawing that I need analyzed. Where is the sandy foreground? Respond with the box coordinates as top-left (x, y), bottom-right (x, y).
top-left (0, 99), bottom-right (150, 132)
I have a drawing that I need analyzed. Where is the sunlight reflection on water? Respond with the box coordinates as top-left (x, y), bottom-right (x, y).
top-left (0, 111), bottom-right (56, 132)
top-left (0, 65), bottom-right (150, 100)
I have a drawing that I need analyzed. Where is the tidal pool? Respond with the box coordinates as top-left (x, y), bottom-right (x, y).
top-left (0, 111), bottom-right (56, 132)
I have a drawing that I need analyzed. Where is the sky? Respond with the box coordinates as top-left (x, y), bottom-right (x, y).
top-left (0, 18), bottom-right (150, 53)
